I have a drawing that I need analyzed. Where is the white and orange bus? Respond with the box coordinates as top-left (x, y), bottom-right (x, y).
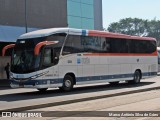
top-left (3, 28), bottom-right (158, 91)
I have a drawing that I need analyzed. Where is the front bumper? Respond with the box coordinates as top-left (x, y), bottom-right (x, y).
top-left (10, 79), bottom-right (63, 89)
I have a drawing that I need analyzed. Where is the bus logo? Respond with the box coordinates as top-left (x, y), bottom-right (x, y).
top-left (77, 58), bottom-right (81, 64)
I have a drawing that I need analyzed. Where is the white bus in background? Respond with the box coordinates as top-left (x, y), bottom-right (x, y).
top-left (3, 28), bottom-right (158, 92)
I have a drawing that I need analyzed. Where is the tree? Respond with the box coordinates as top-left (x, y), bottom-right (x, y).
top-left (107, 18), bottom-right (160, 46)
top-left (147, 20), bottom-right (160, 45)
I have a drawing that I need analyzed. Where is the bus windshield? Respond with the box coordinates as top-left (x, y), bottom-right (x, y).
top-left (11, 33), bottom-right (66, 73)
top-left (11, 36), bottom-right (44, 73)
top-left (11, 49), bottom-right (41, 73)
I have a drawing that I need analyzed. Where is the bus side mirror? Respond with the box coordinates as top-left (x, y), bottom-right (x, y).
top-left (34, 41), bottom-right (59, 56)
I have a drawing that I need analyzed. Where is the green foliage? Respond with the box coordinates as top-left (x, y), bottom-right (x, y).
top-left (107, 18), bottom-right (160, 46)
top-left (147, 20), bottom-right (160, 43)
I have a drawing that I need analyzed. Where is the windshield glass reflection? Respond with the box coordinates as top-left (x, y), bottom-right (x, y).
top-left (11, 50), bottom-right (41, 73)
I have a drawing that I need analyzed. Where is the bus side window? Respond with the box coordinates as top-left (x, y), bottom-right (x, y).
top-left (52, 48), bottom-right (59, 65)
top-left (63, 35), bottom-right (83, 55)
top-left (43, 48), bottom-right (52, 66)
top-left (102, 38), bottom-right (110, 52)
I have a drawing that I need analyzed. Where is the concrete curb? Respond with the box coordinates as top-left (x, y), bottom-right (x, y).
top-left (1, 86), bottom-right (160, 112)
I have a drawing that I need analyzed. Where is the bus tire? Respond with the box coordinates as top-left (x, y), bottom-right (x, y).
top-left (109, 81), bottom-right (119, 85)
top-left (129, 70), bottom-right (141, 84)
top-left (60, 75), bottom-right (74, 92)
top-left (37, 88), bottom-right (48, 92)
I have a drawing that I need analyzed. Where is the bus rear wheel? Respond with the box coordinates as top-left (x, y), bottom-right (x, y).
top-left (129, 70), bottom-right (141, 84)
top-left (59, 75), bottom-right (74, 92)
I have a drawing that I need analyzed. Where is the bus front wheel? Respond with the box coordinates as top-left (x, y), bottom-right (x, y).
top-left (59, 75), bottom-right (74, 92)
top-left (129, 70), bottom-right (141, 84)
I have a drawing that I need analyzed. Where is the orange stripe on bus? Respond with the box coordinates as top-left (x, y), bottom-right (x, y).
top-left (83, 51), bottom-right (158, 57)
top-left (88, 30), bottom-right (156, 41)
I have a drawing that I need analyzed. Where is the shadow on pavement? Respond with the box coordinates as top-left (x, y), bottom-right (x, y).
top-left (0, 86), bottom-right (11, 90)
top-left (0, 79), bottom-right (11, 90)
top-left (0, 81), bottom-right (155, 102)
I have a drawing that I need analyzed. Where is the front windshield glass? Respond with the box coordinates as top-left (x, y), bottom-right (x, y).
top-left (11, 33), bottom-right (66, 74)
top-left (11, 50), bottom-right (41, 73)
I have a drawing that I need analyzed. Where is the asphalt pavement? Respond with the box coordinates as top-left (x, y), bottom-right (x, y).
top-left (0, 76), bottom-right (160, 112)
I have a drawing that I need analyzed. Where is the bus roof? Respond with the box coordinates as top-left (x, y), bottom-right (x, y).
top-left (18, 28), bottom-right (156, 41)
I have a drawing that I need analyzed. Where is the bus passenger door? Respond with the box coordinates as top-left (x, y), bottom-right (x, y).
top-left (41, 47), bottom-right (58, 85)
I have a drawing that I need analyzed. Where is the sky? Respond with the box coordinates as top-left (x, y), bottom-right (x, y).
top-left (102, 0), bottom-right (160, 29)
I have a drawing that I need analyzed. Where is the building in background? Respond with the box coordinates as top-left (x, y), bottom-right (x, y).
top-left (0, 0), bottom-right (102, 79)
top-left (0, 0), bottom-right (103, 42)
top-left (67, 0), bottom-right (102, 30)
